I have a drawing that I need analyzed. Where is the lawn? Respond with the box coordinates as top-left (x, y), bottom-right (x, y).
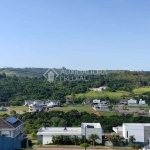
top-left (53, 104), bottom-right (118, 117)
top-left (11, 106), bottom-right (29, 111)
top-left (53, 104), bottom-right (94, 113)
top-left (133, 87), bottom-right (150, 94)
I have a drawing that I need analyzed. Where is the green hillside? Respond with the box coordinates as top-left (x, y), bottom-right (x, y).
top-left (72, 87), bottom-right (150, 100)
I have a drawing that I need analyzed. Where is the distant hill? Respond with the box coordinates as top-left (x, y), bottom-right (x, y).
top-left (0, 67), bottom-right (128, 78)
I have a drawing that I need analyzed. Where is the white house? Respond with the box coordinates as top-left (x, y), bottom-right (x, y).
top-left (37, 123), bottom-right (103, 145)
top-left (93, 104), bottom-right (110, 111)
top-left (29, 104), bottom-right (43, 112)
top-left (93, 99), bottom-right (100, 104)
top-left (0, 117), bottom-right (25, 141)
top-left (139, 99), bottom-right (146, 105)
top-left (113, 123), bottom-right (150, 142)
top-left (128, 99), bottom-right (137, 105)
top-left (24, 100), bottom-right (33, 106)
top-left (45, 100), bottom-right (60, 107)
top-left (90, 86), bottom-right (107, 92)
top-left (33, 100), bottom-right (44, 105)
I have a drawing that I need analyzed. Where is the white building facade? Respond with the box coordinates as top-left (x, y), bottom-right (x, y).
top-left (113, 123), bottom-right (150, 142)
top-left (128, 99), bottom-right (137, 105)
top-left (37, 123), bottom-right (103, 145)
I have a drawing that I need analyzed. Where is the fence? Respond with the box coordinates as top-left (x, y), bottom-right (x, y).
top-left (0, 136), bottom-right (21, 150)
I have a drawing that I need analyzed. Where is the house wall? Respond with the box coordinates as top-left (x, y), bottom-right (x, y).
top-left (123, 124), bottom-right (144, 142)
top-left (43, 135), bottom-right (53, 144)
top-left (81, 128), bottom-right (102, 143)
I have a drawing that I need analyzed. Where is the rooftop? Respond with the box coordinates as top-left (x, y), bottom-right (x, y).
top-left (81, 123), bottom-right (101, 128)
top-left (37, 127), bottom-right (81, 135)
top-left (123, 123), bottom-right (150, 127)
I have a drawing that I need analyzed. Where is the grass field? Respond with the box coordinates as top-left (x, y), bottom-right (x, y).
top-left (53, 104), bottom-right (118, 117)
top-left (75, 90), bottom-right (130, 100)
top-left (133, 87), bottom-right (150, 94)
top-left (53, 104), bottom-right (94, 113)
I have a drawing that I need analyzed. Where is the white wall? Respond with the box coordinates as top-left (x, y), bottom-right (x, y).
top-left (81, 128), bottom-right (102, 143)
top-left (43, 135), bottom-right (53, 144)
top-left (123, 124), bottom-right (144, 142)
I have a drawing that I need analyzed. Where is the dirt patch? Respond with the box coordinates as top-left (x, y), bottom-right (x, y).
top-left (93, 111), bottom-right (100, 116)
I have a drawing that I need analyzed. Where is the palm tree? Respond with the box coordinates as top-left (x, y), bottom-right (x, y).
top-left (71, 135), bottom-right (81, 145)
top-left (129, 135), bottom-right (136, 143)
top-left (108, 134), bottom-right (118, 147)
top-left (116, 135), bottom-right (124, 146)
top-left (88, 134), bottom-right (100, 146)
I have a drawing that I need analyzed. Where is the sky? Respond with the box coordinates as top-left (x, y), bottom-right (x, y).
top-left (0, 0), bottom-right (150, 70)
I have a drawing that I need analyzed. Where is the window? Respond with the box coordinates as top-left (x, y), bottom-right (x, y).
top-left (127, 131), bottom-right (128, 138)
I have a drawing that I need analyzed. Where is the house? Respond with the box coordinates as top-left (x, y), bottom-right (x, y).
top-left (93, 99), bottom-right (100, 105)
top-left (93, 104), bottom-right (110, 111)
top-left (90, 86), bottom-right (107, 92)
top-left (128, 99), bottom-right (137, 105)
top-left (33, 100), bottom-right (44, 105)
top-left (66, 99), bottom-right (74, 105)
top-left (29, 104), bottom-right (43, 112)
top-left (101, 101), bottom-right (109, 105)
top-left (119, 99), bottom-right (128, 105)
top-left (0, 116), bottom-right (25, 141)
top-left (24, 100), bottom-right (33, 106)
top-left (113, 123), bottom-right (150, 143)
top-left (37, 123), bottom-right (103, 145)
top-left (82, 99), bottom-right (93, 105)
top-left (139, 99), bottom-right (146, 105)
top-left (45, 100), bottom-right (60, 107)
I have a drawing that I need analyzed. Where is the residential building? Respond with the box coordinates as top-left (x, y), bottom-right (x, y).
top-left (93, 104), bottom-right (110, 111)
top-left (66, 99), bottom-right (74, 105)
top-left (33, 100), bottom-right (44, 105)
top-left (29, 104), bottom-right (43, 112)
top-left (82, 99), bottom-right (93, 105)
top-left (139, 99), bottom-right (146, 105)
top-left (90, 86), bottom-right (107, 92)
top-left (0, 116), bottom-right (25, 141)
top-left (45, 100), bottom-right (60, 107)
top-left (113, 123), bottom-right (150, 142)
top-left (93, 99), bottom-right (100, 104)
top-left (24, 100), bottom-right (33, 106)
top-left (119, 99), bottom-right (128, 105)
top-left (128, 99), bottom-right (137, 105)
top-left (37, 123), bottom-right (103, 145)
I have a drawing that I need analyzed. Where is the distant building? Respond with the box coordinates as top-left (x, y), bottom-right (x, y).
top-left (93, 99), bottom-right (100, 104)
top-left (29, 104), bottom-right (43, 112)
top-left (0, 116), bottom-right (25, 140)
top-left (119, 99), bottom-right (128, 105)
top-left (139, 99), bottom-right (146, 105)
top-left (113, 123), bottom-right (150, 143)
top-left (66, 99), bottom-right (74, 105)
top-left (93, 103), bottom-right (110, 111)
top-left (128, 99), bottom-right (137, 105)
top-left (24, 100), bottom-right (33, 106)
top-left (82, 99), bottom-right (93, 105)
top-left (45, 100), bottom-right (60, 107)
top-left (90, 86), bottom-right (107, 92)
top-left (33, 100), bottom-right (44, 105)
top-left (37, 123), bottom-right (103, 145)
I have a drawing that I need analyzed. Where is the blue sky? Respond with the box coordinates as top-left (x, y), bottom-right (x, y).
top-left (0, 0), bottom-right (150, 70)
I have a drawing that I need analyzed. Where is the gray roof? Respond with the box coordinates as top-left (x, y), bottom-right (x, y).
top-left (0, 117), bottom-right (24, 129)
